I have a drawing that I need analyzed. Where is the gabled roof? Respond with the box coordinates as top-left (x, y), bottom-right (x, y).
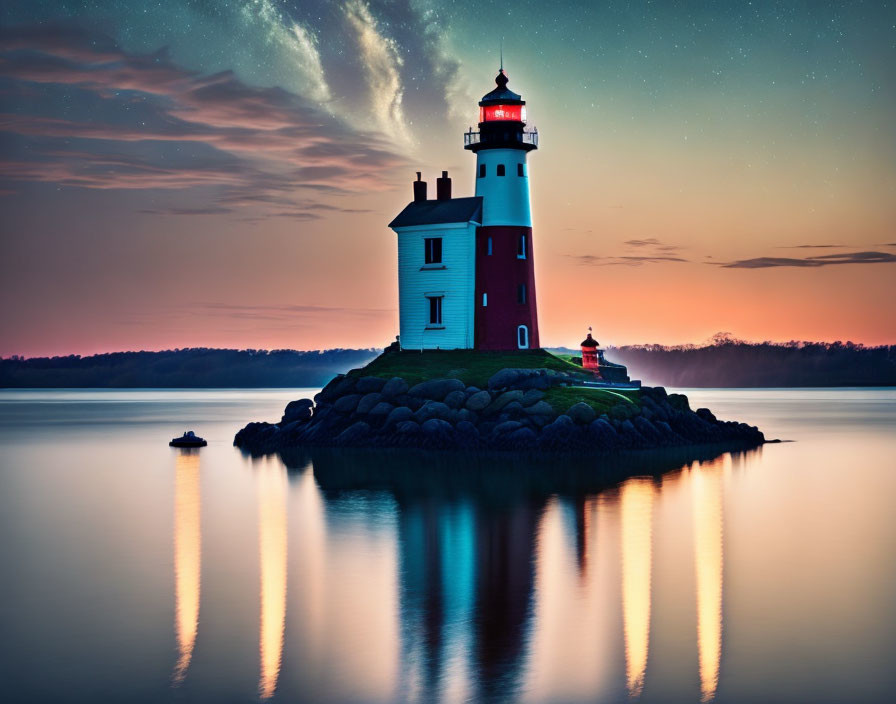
top-left (389, 196), bottom-right (482, 229)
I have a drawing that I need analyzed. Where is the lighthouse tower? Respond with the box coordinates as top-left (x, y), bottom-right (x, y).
top-left (465, 68), bottom-right (540, 350)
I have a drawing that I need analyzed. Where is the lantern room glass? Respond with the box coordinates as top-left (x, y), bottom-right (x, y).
top-left (479, 104), bottom-right (527, 123)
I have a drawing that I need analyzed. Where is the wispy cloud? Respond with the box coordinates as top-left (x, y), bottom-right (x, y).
top-left (570, 237), bottom-right (688, 265)
top-left (0, 23), bottom-right (405, 216)
top-left (716, 251), bottom-right (896, 269)
top-left (570, 254), bottom-right (689, 266)
top-left (624, 237), bottom-right (683, 253)
top-left (344, 0), bottom-right (409, 144)
top-left (774, 243), bottom-right (849, 249)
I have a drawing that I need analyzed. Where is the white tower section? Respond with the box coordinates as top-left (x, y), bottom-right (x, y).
top-left (474, 149), bottom-right (533, 227)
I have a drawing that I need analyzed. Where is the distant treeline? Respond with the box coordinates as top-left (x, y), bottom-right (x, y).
top-left (0, 348), bottom-right (380, 388)
top-left (602, 340), bottom-right (896, 387)
top-left (1, 341), bottom-right (894, 388)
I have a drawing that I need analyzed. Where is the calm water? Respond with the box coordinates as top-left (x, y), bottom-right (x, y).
top-left (1, 388), bottom-right (894, 704)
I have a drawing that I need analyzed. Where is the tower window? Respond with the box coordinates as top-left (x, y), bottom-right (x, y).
top-left (517, 233), bottom-right (527, 259)
top-left (518, 283), bottom-right (527, 304)
top-left (482, 293), bottom-right (488, 307)
top-left (517, 163), bottom-right (525, 177)
top-left (428, 296), bottom-right (443, 325)
top-left (479, 164), bottom-right (485, 178)
top-left (517, 325), bottom-right (529, 349)
top-left (497, 164), bottom-right (506, 177)
top-left (424, 237), bottom-right (442, 264)
top-left (487, 236), bottom-right (493, 255)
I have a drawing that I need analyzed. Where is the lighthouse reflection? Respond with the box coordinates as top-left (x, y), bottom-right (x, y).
top-left (620, 478), bottom-right (655, 699)
top-left (258, 461), bottom-right (288, 700)
top-left (286, 446), bottom-right (746, 702)
top-left (172, 450), bottom-right (201, 686)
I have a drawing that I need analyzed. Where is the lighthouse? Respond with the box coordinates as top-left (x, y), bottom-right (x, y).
top-left (389, 67), bottom-right (540, 351)
top-left (466, 68), bottom-right (540, 350)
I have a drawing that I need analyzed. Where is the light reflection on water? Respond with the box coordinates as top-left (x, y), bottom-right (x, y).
top-left (620, 478), bottom-right (654, 699)
top-left (693, 458), bottom-right (723, 703)
top-left (257, 462), bottom-right (287, 700)
top-left (173, 450), bottom-right (201, 686)
top-left (1, 388), bottom-right (894, 703)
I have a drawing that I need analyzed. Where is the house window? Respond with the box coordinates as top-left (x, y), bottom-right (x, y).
top-left (487, 236), bottom-right (493, 255)
top-left (479, 164), bottom-right (486, 178)
top-left (497, 164), bottom-right (506, 177)
top-left (517, 325), bottom-right (529, 349)
top-left (517, 233), bottom-right (527, 259)
top-left (424, 237), bottom-right (442, 264)
top-left (482, 293), bottom-right (488, 307)
top-left (517, 163), bottom-right (525, 177)
top-left (517, 283), bottom-right (527, 304)
top-left (428, 296), bottom-right (443, 325)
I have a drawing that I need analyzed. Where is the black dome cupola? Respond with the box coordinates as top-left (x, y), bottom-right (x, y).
top-left (480, 69), bottom-right (523, 105)
top-left (464, 67), bottom-right (538, 152)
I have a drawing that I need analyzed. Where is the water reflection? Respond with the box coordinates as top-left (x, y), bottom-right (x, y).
top-left (274, 446), bottom-right (756, 703)
top-left (693, 459), bottom-right (724, 702)
top-left (173, 449), bottom-right (201, 686)
top-left (620, 478), bottom-right (656, 698)
top-left (258, 462), bottom-right (288, 700)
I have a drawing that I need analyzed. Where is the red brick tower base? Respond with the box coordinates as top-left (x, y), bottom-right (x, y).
top-left (474, 226), bottom-right (540, 350)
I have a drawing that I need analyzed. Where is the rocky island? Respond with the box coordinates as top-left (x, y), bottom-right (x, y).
top-left (234, 348), bottom-right (765, 455)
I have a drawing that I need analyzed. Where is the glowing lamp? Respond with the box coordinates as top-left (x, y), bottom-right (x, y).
top-left (479, 104), bottom-right (527, 123)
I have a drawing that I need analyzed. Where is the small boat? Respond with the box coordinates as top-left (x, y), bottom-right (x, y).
top-left (170, 431), bottom-right (207, 448)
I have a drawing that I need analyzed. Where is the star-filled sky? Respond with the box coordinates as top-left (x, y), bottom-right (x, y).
top-left (1, 0), bottom-right (894, 357)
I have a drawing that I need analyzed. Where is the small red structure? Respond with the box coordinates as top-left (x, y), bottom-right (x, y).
top-left (580, 328), bottom-right (600, 371)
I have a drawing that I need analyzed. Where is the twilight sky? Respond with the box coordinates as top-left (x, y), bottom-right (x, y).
top-left (1, 0), bottom-right (894, 357)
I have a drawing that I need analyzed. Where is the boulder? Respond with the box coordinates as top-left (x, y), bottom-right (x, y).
top-left (335, 421), bottom-right (370, 445)
top-left (525, 400), bottom-right (554, 416)
top-left (633, 415), bottom-right (665, 445)
top-left (455, 420), bottom-right (481, 447)
top-left (315, 375), bottom-right (355, 405)
top-left (507, 427), bottom-right (538, 449)
top-left (422, 418), bottom-right (453, 435)
top-left (443, 389), bottom-right (466, 409)
top-left (465, 390), bottom-right (492, 411)
top-left (368, 401), bottom-right (394, 416)
top-left (455, 408), bottom-right (475, 424)
top-left (567, 402), bottom-right (597, 425)
top-left (492, 420), bottom-right (524, 437)
top-left (520, 389), bottom-right (545, 407)
top-left (696, 408), bottom-right (717, 423)
top-left (384, 406), bottom-right (414, 428)
top-left (408, 378), bottom-right (465, 400)
top-left (586, 418), bottom-right (618, 449)
top-left (380, 376), bottom-right (409, 399)
top-left (483, 389), bottom-right (525, 416)
top-left (538, 414), bottom-right (581, 451)
top-left (396, 420), bottom-right (421, 434)
top-left (280, 398), bottom-right (313, 424)
top-left (415, 401), bottom-right (452, 423)
top-left (487, 368), bottom-right (523, 390)
top-left (421, 419), bottom-right (455, 447)
top-left (355, 376), bottom-right (387, 394)
top-left (393, 394), bottom-right (424, 411)
top-left (502, 401), bottom-right (526, 417)
top-left (333, 393), bottom-right (362, 413)
top-left (356, 392), bottom-right (383, 414)
top-left (464, 386), bottom-right (481, 396)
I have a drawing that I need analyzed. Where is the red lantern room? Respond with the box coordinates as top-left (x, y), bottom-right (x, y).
top-left (580, 329), bottom-right (600, 371)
